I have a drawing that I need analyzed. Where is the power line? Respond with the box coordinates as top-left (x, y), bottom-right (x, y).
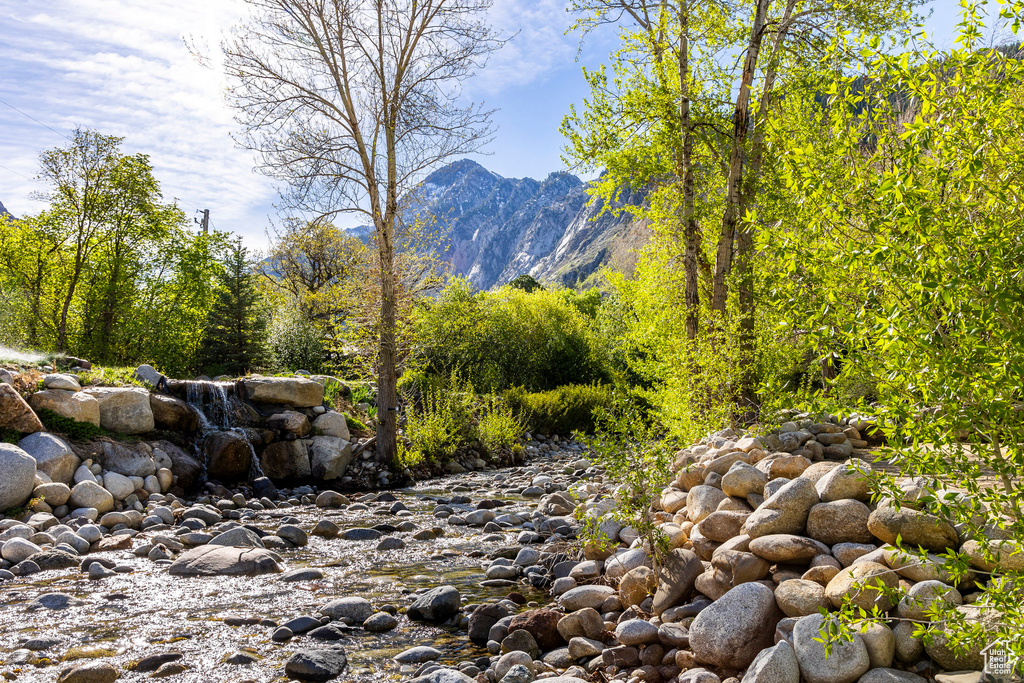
top-left (0, 96), bottom-right (71, 141)
top-left (0, 163), bottom-right (32, 181)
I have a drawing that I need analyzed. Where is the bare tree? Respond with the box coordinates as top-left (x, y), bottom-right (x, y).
top-left (224, 0), bottom-right (503, 466)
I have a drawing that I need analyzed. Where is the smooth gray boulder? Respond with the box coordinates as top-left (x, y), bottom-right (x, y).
top-left (167, 545), bottom-right (283, 576)
top-left (741, 640), bottom-right (800, 683)
top-left (0, 443), bottom-right (37, 511)
top-left (742, 477), bottom-right (820, 538)
top-left (82, 386), bottom-right (154, 434)
top-left (793, 614), bottom-right (870, 683)
top-left (407, 585), bottom-right (461, 623)
top-left (309, 436), bottom-right (353, 480)
top-left (19, 433), bottom-right (79, 484)
top-left (689, 581), bottom-right (783, 669)
top-left (29, 389), bottom-right (100, 427)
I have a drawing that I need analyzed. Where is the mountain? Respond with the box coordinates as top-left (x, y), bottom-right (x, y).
top-left (402, 160), bottom-right (651, 290)
top-left (0, 201), bottom-right (11, 220)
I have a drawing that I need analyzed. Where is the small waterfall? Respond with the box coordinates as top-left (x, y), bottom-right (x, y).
top-left (232, 427), bottom-right (266, 481)
top-left (185, 381), bottom-right (234, 430)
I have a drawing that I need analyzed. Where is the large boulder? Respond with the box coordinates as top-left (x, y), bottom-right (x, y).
top-left (652, 548), bottom-right (704, 615)
top-left (203, 431), bottom-right (253, 481)
top-left (43, 373), bottom-right (81, 391)
top-left (29, 389), bottom-right (100, 427)
top-left (284, 647), bottom-right (348, 682)
top-left (742, 477), bottom-right (820, 538)
top-left (793, 613), bottom-right (870, 683)
top-left (150, 393), bottom-right (200, 432)
top-left (924, 604), bottom-right (1002, 670)
top-left (815, 461), bottom-right (872, 502)
top-left (508, 609), bottom-right (564, 651)
top-left (867, 504), bottom-right (958, 552)
top-left (152, 441), bottom-right (202, 490)
top-left (0, 383), bottom-right (44, 433)
top-left (825, 561), bottom-right (899, 612)
top-left (260, 440), bottom-right (311, 479)
top-left (18, 432), bottom-right (79, 484)
top-left (167, 545), bottom-right (284, 576)
top-left (242, 377), bottom-right (324, 408)
top-left (312, 412), bottom-right (350, 440)
top-left (689, 582), bottom-right (783, 669)
top-left (99, 440), bottom-right (157, 477)
top-left (68, 480), bottom-right (114, 514)
top-left (309, 436), bottom-right (353, 480)
top-left (0, 443), bottom-right (37, 510)
top-left (407, 585), bottom-right (461, 623)
top-left (806, 499), bottom-right (874, 545)
top-left (82, 387), bottom-right (154, 434)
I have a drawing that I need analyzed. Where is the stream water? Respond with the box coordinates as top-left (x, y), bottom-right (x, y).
top-left (0, 465), bottom-right (567, 682)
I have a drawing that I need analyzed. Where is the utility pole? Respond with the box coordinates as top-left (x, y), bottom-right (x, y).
top-left (195, 209), bottom-right (210, 233)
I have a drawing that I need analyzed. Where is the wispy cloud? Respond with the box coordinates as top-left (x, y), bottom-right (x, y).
top-left (0, 0), bottom-right (588, 245)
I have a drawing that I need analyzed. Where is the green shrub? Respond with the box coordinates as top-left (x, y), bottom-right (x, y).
top-left (402, 382), bottom-right (476, 464)
top-left (412, 278), bottom-right (611, 392)
top-left (477, 396), bottom-right (526, 454)
top-left (344, 414), bottom-right (368, 432)
top-left (1, 428), bottom-right (20, 444)
top-left (504, 384), bottom-right (613, 435)
top-left (36, 408), bottom-right (107, 440)
top-left (269, 303), bottom-right (326, 373)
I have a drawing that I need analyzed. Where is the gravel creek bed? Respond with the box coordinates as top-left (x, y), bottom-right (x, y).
top-left (0, 448), bottom-right (585, 683)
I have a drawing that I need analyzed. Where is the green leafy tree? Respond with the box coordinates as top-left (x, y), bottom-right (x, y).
top-left (199, 241), bottom-right (270, 376)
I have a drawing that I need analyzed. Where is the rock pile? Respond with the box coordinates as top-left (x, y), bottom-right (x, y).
top-left (447, 416), bottom-right (1015, 683)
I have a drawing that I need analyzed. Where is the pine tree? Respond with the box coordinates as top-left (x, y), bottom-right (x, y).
top-left (199, 240), bottom-right (269, 376)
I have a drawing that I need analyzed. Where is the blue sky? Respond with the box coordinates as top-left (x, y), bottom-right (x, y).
top-left (0, 0), bottom-right (993, 248)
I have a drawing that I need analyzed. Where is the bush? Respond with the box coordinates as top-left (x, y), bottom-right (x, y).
top-left (401, 381), bottom-right (476, 465)
top-left (503, 384), bottom-right (613, 435)
top-left (268, 303), bottom-right (326, 373)
top-left (345, 414), bottom-right (368, 433)
top-left (477, 396), bottom-right (526, 454)
top-left (412, 278), bottom-right (611, 392)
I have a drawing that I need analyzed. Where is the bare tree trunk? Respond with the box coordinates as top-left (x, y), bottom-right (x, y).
top-left (710, 0), bottom-right (770, 315)
top-left (679, 3), bottom-right (700, 342)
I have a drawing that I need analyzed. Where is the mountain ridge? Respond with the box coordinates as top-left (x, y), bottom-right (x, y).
top-left (400, 159), bottom-right (650, 290)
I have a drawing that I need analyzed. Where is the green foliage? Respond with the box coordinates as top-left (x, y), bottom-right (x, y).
top-left (477, 396), bottom-right (526, 453)
top-left (36, 408), bottom-right (106, 440)
top-left (198, 241), bottom-right (270, 376)
top-left (268, 302), bottom-right (326, 373)
top-left (344, 414), bottom-right (368, 432)
top-left (0, 428), bottom-right (19, 445)
top-left (412, 278), bottom-right (611, 392)
top-left (507, 274), bottom-right (544, 293)
top-left (503, 384), bottom-right (612, 435)
top-left (401, 379), bottom-right (476, 465)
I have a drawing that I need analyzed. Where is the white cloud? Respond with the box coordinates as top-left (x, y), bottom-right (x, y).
top-left (0, 0), bottom-right (585, 243)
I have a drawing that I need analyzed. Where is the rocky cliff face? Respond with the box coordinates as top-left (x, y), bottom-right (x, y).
top-left (0, 200), bottom-right (12, 220)
top-left (402, 160), bottom-right (650, 290)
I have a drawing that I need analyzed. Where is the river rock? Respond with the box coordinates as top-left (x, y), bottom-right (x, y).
top-left (793, 614), bottom-right (870, 683)
top-left (619, 565), bottom-right (657, 608)
top-left (689, 582), bottom-right (783, 669)
top-left (558, 584), bottom-right (615, 612)
top-left (152, 441), bottom-right (202, 490)
top-left (721, 462), bottom-right (767, 498)
top-left (924, 604), bottom-right (1001, 670)
top-left (312, 412), bottom-right (350, 440)
top-left (860, 621), bottom-right (895, 668)
top-left (0, 383), bottom-right (45, 433)
top-left (806, 499), bottom-right (873, 545)
top-left (815, 461), bottom-right (872, 502)
top-left (18, 432), bottom-right (79, 484)
top-left (34, 482), bottom-right (71, 506)
top-left (687, 485), bottom-right (727, 523)
top-left (100, 441), bottom-right (157, 477)
top-left (557, 607), bottom-right (605, 641)
top-left (203, 431), bottom-right (253, 481)
top-left (29, 389), bottom-right (101, 427)
top-left (867, 504), bottom-right (958, 552)
top-left (857, 669), bottom-right (926, 683)
top-left (407, 585), bottom-right (461, 623)
top-left (697, 510), bottom-right (750, 542)
top-left (83, 386), bottom-right (154, 434)
top-left (309, 436), bottom-right (353, 480)
top-left (748, 534), bottom-right (829, 564)
top-left (896, 580), bottom-right (962, 621)
top-left (652, 547), bottom-right (702, 615)
top-left (150, 394), bottom-right (200, 432)
top-left (102, 472), bottom-right (135, 500)
top-left (825, 561), bottom-right (899, 612)
top-left (43, 373), bottom-right (80, 391)
top-left (167, 545), bottom-right (283, 576)
top-left (2, 537), bottom-right (41, 564)
top-left (284, 646), bottom-right (348, 681)
top-left (508, 608), bottom-right (563, 651)
top-left (243, 376), bottom-right (324, 407)
top-left (321, 597), bottom-right (374, 623)
top-left (469, 604), bottom-right (510, 644)
top-left (960, 538), bottom-right (1024, 573)
top-left (742, 477), bottom-right (819, 538)
top-left (0, 443), bottom-right (38, 511)
top-left (741, 640), bottom-right (799, 683)
top-left (260, 440), bottom-right (310, 479)
top-left (56, 661), bottom-right (118, 683)
top-left (68, 481), bottom-right (114, 514)
top-left (774, 579), bottom-right (829, 617)
top-left (210, 526), bottom-right (265, 548)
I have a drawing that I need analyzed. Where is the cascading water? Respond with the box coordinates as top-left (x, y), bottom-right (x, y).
top-left (181, 380), bottom-right (264, 482)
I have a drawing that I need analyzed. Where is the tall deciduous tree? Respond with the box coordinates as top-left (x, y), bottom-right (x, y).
top-left (224, 0), bottom-right (504, 466)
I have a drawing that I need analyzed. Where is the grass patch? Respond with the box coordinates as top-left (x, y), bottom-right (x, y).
top-left (36, 408), bottom-right (107, 440)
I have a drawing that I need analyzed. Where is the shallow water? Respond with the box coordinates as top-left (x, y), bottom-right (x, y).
top-left (0, 470), bottom-right (559, 682)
